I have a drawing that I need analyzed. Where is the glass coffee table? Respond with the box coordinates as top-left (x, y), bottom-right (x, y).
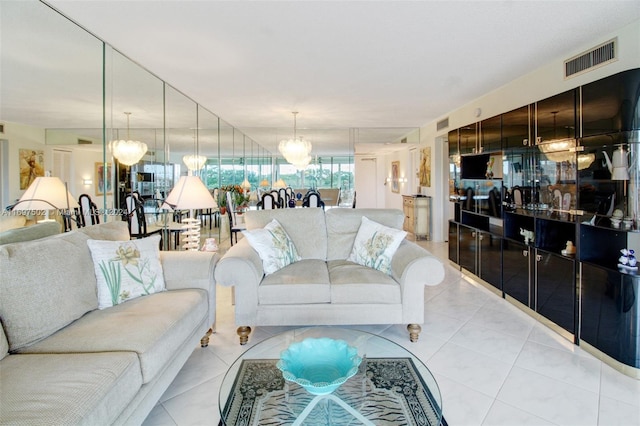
top-left (218, 327), bottom-right (443, 425)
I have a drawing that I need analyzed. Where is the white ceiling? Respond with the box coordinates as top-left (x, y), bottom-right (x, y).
top-left (7, 1), bottom-right (640, 156)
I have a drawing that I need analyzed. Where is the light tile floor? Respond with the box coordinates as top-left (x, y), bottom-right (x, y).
top-left (143, 236), bottom-right (640, 426)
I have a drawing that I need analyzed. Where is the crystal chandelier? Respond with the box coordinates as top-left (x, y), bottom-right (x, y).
top-left (183, 154), bottom-right (207, 171)
top-left (110, 112), bottom-right (148, 166)
top-left (278, 112), bottom-right (312, 170)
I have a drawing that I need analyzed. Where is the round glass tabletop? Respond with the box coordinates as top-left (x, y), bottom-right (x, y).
top-left (218, 326), bottom-right (443, 426)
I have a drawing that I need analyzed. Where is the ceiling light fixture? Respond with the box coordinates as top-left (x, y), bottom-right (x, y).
top-left (183, 154), bottom-right (207, 171)
top-left (110, 112), bottom-right (148, 166)
top-left (278, 111), bottom-right (312, 170)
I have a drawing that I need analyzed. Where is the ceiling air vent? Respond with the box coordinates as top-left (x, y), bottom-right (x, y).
top-left (77, 138), bottom-right (92, 145)
top-left (437, 117), bottom-right (449, 131)
top-left (400, 138), bottom-right (407, 144)
top-left (564, 38), bottom-right (617, 79)
top-left (0, 123), bottom-right (5, 134)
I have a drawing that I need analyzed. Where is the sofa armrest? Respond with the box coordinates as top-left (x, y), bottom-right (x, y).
top-left (213, 239), bottom-right (263, 288)
top-left (391, 240), bottom-right (445, 286)
top-left (391, 240), bottom-right (445, 323)
top-left (214, 239), bottom-right (264, 327)
top-left (160, 251), bottom-right (218, 326)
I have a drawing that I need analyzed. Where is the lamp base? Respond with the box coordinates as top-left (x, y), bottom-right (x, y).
top-left (181, 218), bottom-right (201, 251)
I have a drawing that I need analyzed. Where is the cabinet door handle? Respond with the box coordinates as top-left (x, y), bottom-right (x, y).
top-left (536, 254), bottom-right (542, 261)
top-left (522, 250), bottom-right (528, 257)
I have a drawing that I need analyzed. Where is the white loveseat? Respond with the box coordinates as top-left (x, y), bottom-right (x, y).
top-left (0, 221), bottom-right (217, 425)
top-left (214, 208), bottom-right (445, 344)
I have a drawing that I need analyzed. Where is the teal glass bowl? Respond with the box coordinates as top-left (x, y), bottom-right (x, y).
top-left (276, 337), bottom-right (362, 395)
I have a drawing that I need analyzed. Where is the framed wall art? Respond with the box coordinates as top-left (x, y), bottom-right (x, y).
top-left (19, 149), bottom-right (44, 189)
top-left (419, 146), bottom-right (431, 187)
top-left (391, 161), bottom-right (400, 193)
top-left (95, 162), bottom-right (113, 196)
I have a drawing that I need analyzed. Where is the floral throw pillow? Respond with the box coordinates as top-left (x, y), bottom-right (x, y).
top-left (348, 216), bottom-right (407, 274)
top-left (242, 219), bottom-right (301, 275)
top-left (87, 235), bottom-right (165, 309)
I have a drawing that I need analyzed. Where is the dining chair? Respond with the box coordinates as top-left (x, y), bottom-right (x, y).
top-left (227, 191), bottom-right (246, 245)
top-left (278, 188), bottom-right (289, 208)
top-left (125, 194), bottom-right (163, 242)
top-left (77, 193), bottom-right (100, 227)
top-left (257, 192), bottom-right (278, 209)
top-left (302, 191), bottom-right (324, 209)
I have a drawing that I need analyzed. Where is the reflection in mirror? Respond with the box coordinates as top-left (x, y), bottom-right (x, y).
top-left (1, 1), bottom-right (103, 210)
top-left (106, 47), bottom-right (164, 211)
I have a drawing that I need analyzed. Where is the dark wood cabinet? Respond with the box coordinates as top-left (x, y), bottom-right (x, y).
top-left (536, 250), bottom-right (576, 335)
top-left (502, 105), bottom-right (532, 150)
top-left (459, 224), bottom-right (502, 291)
top-left (582, 69), bottom-right (640, 136)
top-left (459, 123), bottom-right (478, 154)
top-left (535, 89), bottom-right (577, 143)
top-left (480, 115), bottom-right (502, 153)
top-left (448, 221), bottom-right (458, 265)
top-left (458, 225), bottom-right (476, 273)
top-left (503, 239), bottom-right (576, 335)
top-left (502, 240), bottom-right (531, 306)
top-left (448, 129), bottom-right (459, 157)
top-left (447, 67), bottom-right (640, 373)
top-left (580, 263), bottom-right (640, 369)
top-left (479, 232), bottom-right (502, 291)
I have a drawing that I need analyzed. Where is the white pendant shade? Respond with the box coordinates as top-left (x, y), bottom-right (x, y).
top-left (241, 178), bottom-right (251, 190)
top-left (111, 139), bottom-right (148, 166)
top-left (14, 176), bottom-right (77, 211)
top-left (278, 138), bottom-right (313, 170)
top-left (162, 175), bottom-right (216, 210)
top-left (183, 154), bottom-right (207, 171)
top-left (279, 112), bottom-right (313, 170)
top-left (273, 178), bottom-right (287, 189)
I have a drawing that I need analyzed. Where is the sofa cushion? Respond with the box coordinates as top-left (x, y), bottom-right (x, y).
top-left (259, 259), bottom-right (330, 304)
top-left (0, 352), bottom-right (141, 425)
top-left (326, 208), bottom-right (405, 261)
top-left (347, 216), bottom-right (407, 274)
top-left (245, 208), bottom-right (327, 260)
top-left (242, 219), bottom-right (301, 275)
top-left (0, 326), bottom-right (8, 361)
top-left (87, 235), bottom-right (166, 309)
top-left (0, 220), bottom-right (61, 245)
top-left (0, 230), bottom-right (99, 351)
top-left (328, 260), bottom-right (401, 304)
top-left (17, 289), bottom-right (208, 384)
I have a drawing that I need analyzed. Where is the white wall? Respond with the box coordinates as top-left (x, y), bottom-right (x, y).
top-left (419, 19), bottom-right (640, 242)
top-left (1, 120), bottom-right (112, 210)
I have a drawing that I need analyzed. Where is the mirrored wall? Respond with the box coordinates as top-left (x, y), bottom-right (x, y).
top-left (1, 1), bottom-right (416, 242)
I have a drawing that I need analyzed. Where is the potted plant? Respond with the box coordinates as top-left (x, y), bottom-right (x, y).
top-left (218, 192), bottom-right (227, 215)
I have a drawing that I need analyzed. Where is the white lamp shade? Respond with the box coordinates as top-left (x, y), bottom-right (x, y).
top-left (241, 178), bottom-right (251, 190)
top-left (161, 176), bottom-right (216, 210)
top-left (110, 139), bottom-right (148, 166)
top-left (14, 176), bottom-right (77, 211)
top-left (273, 178), bottom-right (287, 189)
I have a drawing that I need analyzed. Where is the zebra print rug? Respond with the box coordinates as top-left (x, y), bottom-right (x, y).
top-left (220, 358), bottom-right (447, 425)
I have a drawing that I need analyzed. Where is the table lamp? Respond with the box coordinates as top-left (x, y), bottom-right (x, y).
top-left (162, 174), bottom-right (216, 250)
top-left (12, 175), bottom-right (78, 230)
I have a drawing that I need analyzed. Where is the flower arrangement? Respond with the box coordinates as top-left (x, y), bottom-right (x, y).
top-left (220, 184), bottom-right (250, 209)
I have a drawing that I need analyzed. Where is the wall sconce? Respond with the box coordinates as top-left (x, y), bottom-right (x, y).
top-left (83, 179), bottom-right (92, 185)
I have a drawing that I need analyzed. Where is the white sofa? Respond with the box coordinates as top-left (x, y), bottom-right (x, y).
top-left (214, 208), bottom-right (445, 344)
top-left (0, 221), bottom-right (217, 425)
